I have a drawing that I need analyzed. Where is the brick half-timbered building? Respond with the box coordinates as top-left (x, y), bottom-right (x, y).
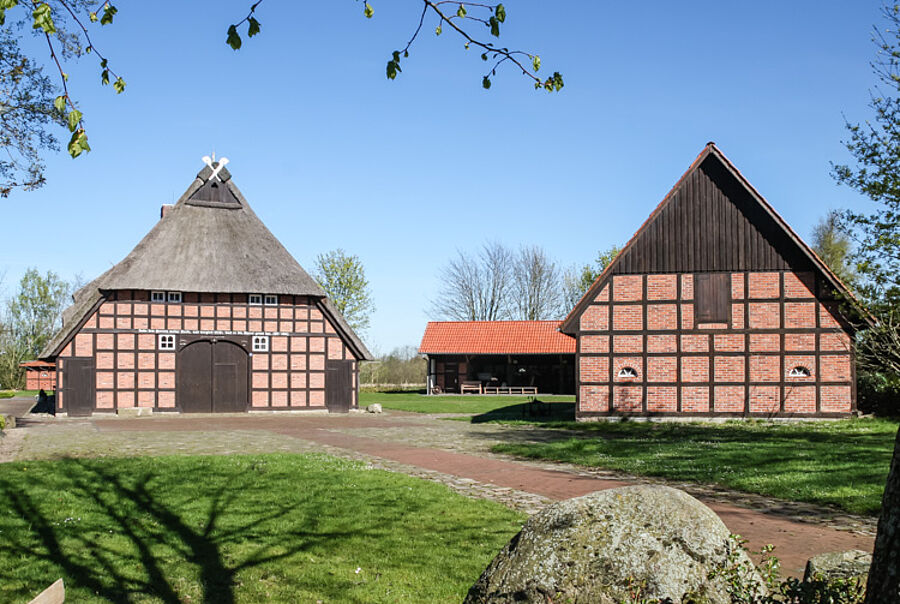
top-left (560, 143), bottom-right (865, 420)
top-left (40, 159), bottom-right (372, 416)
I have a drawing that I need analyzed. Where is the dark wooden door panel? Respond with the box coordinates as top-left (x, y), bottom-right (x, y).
top-left (177, 341), bottom-right (212, 413)
top-left (325, 360), bottom-right (352, 413)
top-left (213, 341), bottom-right (248, 413)
top-left (695, 273), bottom-right (731, 323)
top-left (66, 358), bottom-right (95, 417)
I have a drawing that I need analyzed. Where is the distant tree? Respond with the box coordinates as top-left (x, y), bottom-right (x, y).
top-left (313, 249), bottom-right (375, 334)
top-left (561, 245), bottom-right (622, 311)
top-left (6, 268), bottom-right (70, 358)
top-left (831, 5), bottom-right (900, 601)
top-left (360, 345), bottom-right (426, 387)
top-left (0, 268), bottom-right (71, 389)
top-left (511, 245), bottom-right (563, 320)
top-left (431, 242), bottom-right (513, 321)
top-left (811, 210), bottom-right (858, 289)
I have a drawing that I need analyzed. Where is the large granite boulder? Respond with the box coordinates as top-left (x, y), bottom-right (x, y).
top-left (465, 485), bottom-right (761, 604)
top-left (804, 549), bottom-right (872, 583)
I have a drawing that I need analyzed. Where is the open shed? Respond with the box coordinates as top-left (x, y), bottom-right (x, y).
top-left (419, 321), bottom-right (575, 394)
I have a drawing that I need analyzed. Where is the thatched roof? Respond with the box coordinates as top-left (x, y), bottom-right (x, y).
top-left (41, 161), bottom-right (372, 360)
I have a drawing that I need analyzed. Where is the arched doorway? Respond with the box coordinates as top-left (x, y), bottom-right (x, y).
top-left (176, 339), bottom-right (249, 413)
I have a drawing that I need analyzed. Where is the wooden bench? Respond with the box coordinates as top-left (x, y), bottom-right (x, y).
top-left (460, 381), bottom-right (483, 394)
top-left (483, 386), bottom-right (538, 395)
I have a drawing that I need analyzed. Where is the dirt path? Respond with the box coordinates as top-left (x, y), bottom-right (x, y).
top-left (6, 411), bottom-right (878, 575)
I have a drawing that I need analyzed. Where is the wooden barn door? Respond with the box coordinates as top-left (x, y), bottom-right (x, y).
top-left (213, 341), bottom-right (248, 413)
top-left (325, 360), bottom-right (353, 413)
top-left (178, 341), bottom-right (213, 413)
top-left (65, 358), bottom-right (95, 417)
top-left (177, 340), bottom-right (249, 413)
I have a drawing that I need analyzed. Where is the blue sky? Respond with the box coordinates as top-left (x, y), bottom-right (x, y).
top-left (0, 1), bottom-right (885, 354)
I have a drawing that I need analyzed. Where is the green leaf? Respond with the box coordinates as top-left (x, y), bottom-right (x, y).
top-left (364, 1), bottom-right (374, 18)
top-left (481, 53), bottom-right (488, 61)
top-left (495, 3), bottom-right (506, 22)
top-left (435, 24), bottom-right (441, 35)
top-left (532, 55), bottom-right (541, 72)
top-left (247, 16), bottom-right (260, 37)
top-left (457, 4), bottom-right (466, 17)
top-left (67, 109), bottom-right (82, 133)
top-left (489, 16), bottom-right (499, 37)
top-left (100, 3), bottom-right (116, 25)
top-left (89, 11), bottom-right (97, 22)
top-left (67, 130), bottom-right (90, 159)
top-left (100, 69), bottom-right (109, 85)
top-left (482, 76), bottom-right (491, 89)
top-left (113, 77), bottom-right (126, 94)
top-left (226, 24), bottom-right (242, 50)
top-left (31, 3), bottom-right (56, 34)
top-left (0, 0), bottom-right (18, 9)
top-left (53, 96), bottom-right (66, 113)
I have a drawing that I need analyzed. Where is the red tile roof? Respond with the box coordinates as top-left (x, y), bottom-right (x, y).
top-left (419, 321), bottom-right (575, 355)
top-left (20, 360), bottom-right (55, 369)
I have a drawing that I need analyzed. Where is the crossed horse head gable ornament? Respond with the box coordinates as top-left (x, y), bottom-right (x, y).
top-left (201, 152), bottom-right (229, 182)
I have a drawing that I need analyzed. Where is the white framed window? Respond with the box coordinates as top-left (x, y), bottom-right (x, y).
top-left (252, 335), bottom-right (269, 352)
top-left (788, 366), bottom-right (811, 378)
top-left (249, 294), bottom-right (262, 305)
top-left (159, 334), bottom-right (176, 350)
top-left (167, 291), bottom-right (182, 303)
top-left (617, 367), bottom-right (638, 378)
top-left (264, 294), bottom-right (278, 305)
top-left (151, 291), bottom-right (166, 303)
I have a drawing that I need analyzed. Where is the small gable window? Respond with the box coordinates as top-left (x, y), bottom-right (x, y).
top-left (264, 294), bottom-right (278, 305)
top-left (151, 291), bottom-right (165, 303)
top-left (789, 366), bottom-right (811, 378)
top-left (159, 334), bottom-right (176, 350)
top-left (617, 367), bottom-right (638, 378)
top-left (249, 294), bottom-right (262, 305)
top-left (167, 291), bottom-right (182, 303)
top-left (252, 336), bottom-right (269, 352)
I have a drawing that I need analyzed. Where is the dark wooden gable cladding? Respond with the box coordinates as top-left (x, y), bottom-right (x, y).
top-left (186, 178), bottom-right (240, 207)
top-left (611, 155), bottom-right (814, 275)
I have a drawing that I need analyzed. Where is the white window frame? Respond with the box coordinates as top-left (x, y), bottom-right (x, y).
top-left (788, 366), bottom-right (811, 378)
top-left (167, 291), bottom-right (182, 303)
top-left (252, 335), bottom-right (269, 352)
top-left (151, 291), bottom-right (166, 303)
top-left (617, 367), bottom-right (638, 378)
top-left (264, 294), bottom-right (278, 305)
top-left (159, 334), bottom-right (176, 350)
top-left (249, 294), bottom-right (263, 305)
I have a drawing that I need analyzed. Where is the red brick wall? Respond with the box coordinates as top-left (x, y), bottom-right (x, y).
top-left (56, 291), bottom-right (360, 413)
top-left (576, 271), bottom-right (854, 417)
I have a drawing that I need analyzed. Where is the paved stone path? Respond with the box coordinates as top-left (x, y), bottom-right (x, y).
top-left (1, 411), bottom-right (878, 575)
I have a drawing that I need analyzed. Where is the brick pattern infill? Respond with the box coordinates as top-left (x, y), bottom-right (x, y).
top-left (56, 290), bottom-right (359, 413)
top-left (576, 271), bottom-right (854, 417)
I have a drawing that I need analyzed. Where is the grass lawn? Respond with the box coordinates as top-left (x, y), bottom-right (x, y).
top-left (492, 418), bottom-right (898, 515)
top-left (0, 389), bottom-right (46, 398)
top-left (0, 454), bottom-right (524, 603)
top-left (361, 390), bottom-right (575, 415)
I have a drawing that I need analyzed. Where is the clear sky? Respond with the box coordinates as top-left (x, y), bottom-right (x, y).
top-left (0, 1), bottom-right (885, 354)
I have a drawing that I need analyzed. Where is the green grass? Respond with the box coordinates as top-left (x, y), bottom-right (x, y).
top-left (0, 389), bottom-right (48, 398)
top-left (360, 390), bottom-right (575, 415)
top-left (0, 454), bottom-right (523, 603)
top-left (491, 418), bottom-right (898, 515)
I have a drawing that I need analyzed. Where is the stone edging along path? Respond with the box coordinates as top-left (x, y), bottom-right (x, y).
top-left (3, 411), bottom-right (879, 575)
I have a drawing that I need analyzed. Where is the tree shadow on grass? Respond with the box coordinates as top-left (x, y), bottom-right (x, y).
top-left (470, 401), bottom-right (576, 424)
top-left (0, 457), bottom-right (394, 603)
